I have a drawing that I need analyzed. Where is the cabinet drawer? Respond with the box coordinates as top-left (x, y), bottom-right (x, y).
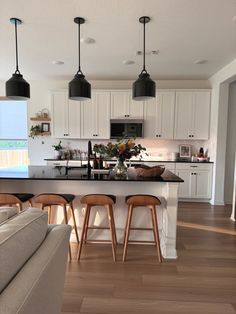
top-left (46, 160), bottom-right (67, 166)
top-left (176, 163), bottom-right (212, 171)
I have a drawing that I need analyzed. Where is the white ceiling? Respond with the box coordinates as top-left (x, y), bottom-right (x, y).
top-left (1, 0), bottom-right (236, 81)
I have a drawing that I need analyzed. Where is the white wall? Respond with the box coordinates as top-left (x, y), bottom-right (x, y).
top-left (0, 79), bottom-right (210, 165)
top-left (224, 82), bottom-right (236, 204)
top-left (208, 58), bottom-right (236, 205)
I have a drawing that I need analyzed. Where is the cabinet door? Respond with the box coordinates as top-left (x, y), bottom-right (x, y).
top-left (144, 97), bottom-right (158, 138)
top-left (174, 92), bottom-right (193, 139)
top-left (67, 100), bottom-right (81, 138)
top-left (95, 91), bottom-right (110, 139)
top-left (51, 91), bottom-right (68, 138)
top-left (80, 98), bottom-right (96, 139)
top-left (176, 170), bottom-right (191, 198)
top-left (192, 170), bottom-right (211, 198)
top-left (128, 92), bottom-right (144, 118)
top-left (144, 92), bottom-right (174, 139)
top-left (157, 92), bottom-right (175, 139)
top-left (192, 92), bottom-right (210, 140)
top-left (110, 91), bottom-right (128, 118)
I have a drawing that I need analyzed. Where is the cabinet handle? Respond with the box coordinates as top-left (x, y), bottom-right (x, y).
top-left (190, 166), bottom-right (198, 168)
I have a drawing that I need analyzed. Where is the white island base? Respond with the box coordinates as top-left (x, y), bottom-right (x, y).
top-left (0, 178), bottom-right (179, 259)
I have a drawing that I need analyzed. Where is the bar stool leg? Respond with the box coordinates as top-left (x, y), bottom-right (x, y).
top-left (84, 206), bottom-right (91, 243)
top-left (63, 204), bottom-right (72, 261)
top-left (70, 202), bottom-right (80, 244)
top-left (48, 205), bottom-right (52, 224)
top-left (151, 205), bottom-right (163, 263)
top-left (122, 205), bottom-right (133, 262)
top-left (29, 200), bottom-right (32, 207)
top-left (77, 205), bottom-right (90, 260)
top-left (123, 204), bottom-right (130, 245)
top-left (19, 203), bottom-right (23, 211)
top-left (107, 205), bottom-right (116, 262)
top-left (110, 206), bottom-right (117, 245)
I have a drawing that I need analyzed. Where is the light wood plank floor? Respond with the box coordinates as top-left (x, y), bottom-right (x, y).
top-left (62, 202), bottom-right (236, 314)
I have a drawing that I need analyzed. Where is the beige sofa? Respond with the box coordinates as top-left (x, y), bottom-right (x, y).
top-left (0, 207), bottom-right (71, 314)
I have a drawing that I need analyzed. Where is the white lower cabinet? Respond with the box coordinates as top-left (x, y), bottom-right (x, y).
top-left (176, 163), bottom-right (212, 199)
top-left (81, 91), bottom-right (110, 139)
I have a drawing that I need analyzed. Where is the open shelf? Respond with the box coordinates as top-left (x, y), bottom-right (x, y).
top-left (30, 117), bottom-right (51, 121)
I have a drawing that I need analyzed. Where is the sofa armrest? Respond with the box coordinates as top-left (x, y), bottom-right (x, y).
top-left (0, 224), bottom-right (71, 314)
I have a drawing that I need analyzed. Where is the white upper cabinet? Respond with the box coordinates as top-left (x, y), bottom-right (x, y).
top-left (192, 92), bottom-right (211, 140)
top-left (51, 90), bottom-right (81, 138)
top-left (110, 91), bottom-right (144, 119)
top-left (174, 90), bottom-right (211, 140)
top-left (81, 91), bottom-right (110, 139)
top-left (144, 91), bottom-right (175, 139)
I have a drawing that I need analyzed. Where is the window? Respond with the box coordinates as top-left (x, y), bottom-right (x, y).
top-left (0, 100), bottom-right (28, 167)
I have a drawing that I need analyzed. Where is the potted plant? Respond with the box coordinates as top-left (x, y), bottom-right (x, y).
top-left (29, 124), bottom-right (42, 139)
top-left (52, 141), bottom-right (63, 159)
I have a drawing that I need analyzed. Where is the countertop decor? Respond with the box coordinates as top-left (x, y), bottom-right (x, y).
top-left (93, 138), bottom-right (146, 178)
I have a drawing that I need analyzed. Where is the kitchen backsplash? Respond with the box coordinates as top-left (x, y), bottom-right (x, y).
top-left (28, 137), bottom-right (208, 165)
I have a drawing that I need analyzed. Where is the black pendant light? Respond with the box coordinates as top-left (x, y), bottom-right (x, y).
top-left (132, 16), bottom-right (155, 101)
top-left (6, 18), bottom-right (30, 99)
top-left (69, 17), bottom-right (91, 101)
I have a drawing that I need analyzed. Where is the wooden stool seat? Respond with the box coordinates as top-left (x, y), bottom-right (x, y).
top-left (34, 193), bottom-right (79, 261)
top-left (123, 194), bottom-right (163, 263)
top-left (81, 194), bottom-right (116, 205)
top-left (34, 193), bottom-right (75, 205)
top-left (77, 194), bottom-right (117, 262)
top-left (0, 193), bottom-right (34, 211)
top-left (125, 194), bottom-right (161, 206)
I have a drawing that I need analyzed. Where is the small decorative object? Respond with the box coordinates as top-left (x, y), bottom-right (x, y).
top-left (41, 108), bottom-right (49, 118)
top-left (29, 124), bottom-right (41, 139)
top-left (134, 165), bottom-right (165, 177)
top-left (52, 141), bottom-right (63, 159)
top-left (179, 145), bottom-right (191, 158)
top-left (93, 138), bottom-right (146, 179)
top-left (41, 122), bottom-right (50, 132)
top-left (36, 111), bottom-right (42, 118)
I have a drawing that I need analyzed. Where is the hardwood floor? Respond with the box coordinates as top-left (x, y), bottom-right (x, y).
top-left (62, 202), bottom-right (236, 314)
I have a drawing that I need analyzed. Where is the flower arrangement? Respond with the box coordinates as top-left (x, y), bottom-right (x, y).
top-left (93, 138), bottom-right (146, 161)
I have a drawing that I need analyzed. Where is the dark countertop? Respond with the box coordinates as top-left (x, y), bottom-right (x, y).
top-left (0, 166), bottom-right (184, 183)
top-left (44, 158), bottom-right (213, 164)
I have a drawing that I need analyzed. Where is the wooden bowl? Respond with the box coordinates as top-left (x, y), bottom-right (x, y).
top-left (134, 165), bottom-right (165, 177)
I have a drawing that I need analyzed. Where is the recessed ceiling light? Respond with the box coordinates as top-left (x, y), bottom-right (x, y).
top-left (80, 37), bottom-right (96, 44)
top-left (232, 16), bottom-right (236, 23)
top-left (122, 60), bottom-right (135, 65)
top-left (194, 59), bottom-right (208, 65)
top-left (52, 60), bottom-right (64, 65)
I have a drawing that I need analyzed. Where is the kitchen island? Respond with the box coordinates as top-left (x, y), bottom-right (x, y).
top-left (0, 166), bottom-right (183, 259)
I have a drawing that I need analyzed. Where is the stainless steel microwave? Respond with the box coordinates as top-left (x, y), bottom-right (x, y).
top-left (110, 119), bottom-right (144, 139)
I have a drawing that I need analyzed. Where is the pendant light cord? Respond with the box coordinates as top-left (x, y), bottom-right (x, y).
top-left (141, 19), bottom-right (147, 74)
top-left (14, 19), bottom-right (20, 74)
top-left (77, 22), bottom-right (82, 75)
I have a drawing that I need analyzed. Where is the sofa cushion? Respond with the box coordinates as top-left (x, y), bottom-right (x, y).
top-left (0, 207), bottom-right (18, 224)
top-left (0, 208), bottom-right (48, 293)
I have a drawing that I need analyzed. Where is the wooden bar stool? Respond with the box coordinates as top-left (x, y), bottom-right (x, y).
top-left (33, 193), bottom-right (79, 260)
top-left (123, 194), bottom-right (163, 263)
top-left (0, 193), bottom-right (34, 211)
top-left (77, 194), bottom-right (117, 262)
